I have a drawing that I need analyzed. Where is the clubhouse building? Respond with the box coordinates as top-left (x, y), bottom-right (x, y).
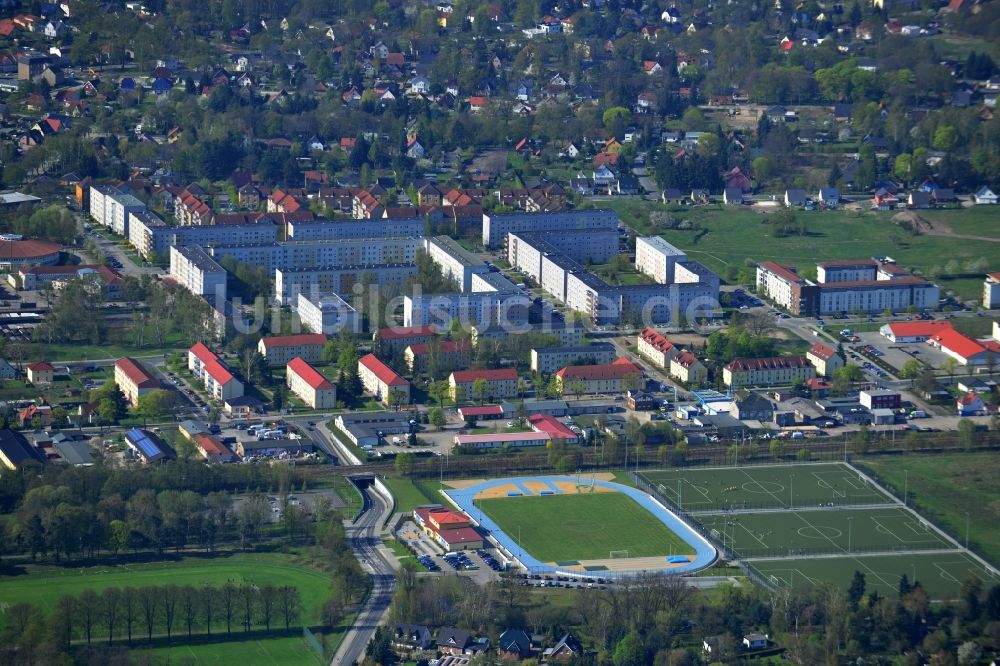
top-left (413, 506), bottom-right (483, 551)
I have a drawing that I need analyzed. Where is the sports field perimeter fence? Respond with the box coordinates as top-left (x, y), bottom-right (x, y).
top-left (631, 471), bottom-right (777, 592)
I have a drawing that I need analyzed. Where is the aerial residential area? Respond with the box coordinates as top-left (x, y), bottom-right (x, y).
top-left (0, 0), bottom-right (999, 664)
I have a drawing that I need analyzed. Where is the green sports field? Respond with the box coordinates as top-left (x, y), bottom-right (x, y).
top-left (474, 491), bottom-right (694, 562)
top-left (750, 551), bottom-right (999, 600)
top-left (139, 635), bottom-right (323, 665)
top-left (639, 463), bottom-right (892, 512)
top-left (693, 507), bottom-right (951, 558)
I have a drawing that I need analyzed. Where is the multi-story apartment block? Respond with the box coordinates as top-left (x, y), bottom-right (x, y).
top-left (404, 339), bottom-right (471, 373)
top-left (128, 210), bottom-right (172, 259)
top-left (670, 350), bottom-right (707, 385)
top-left (757, 259), bottom-right (939, 316)
top-left (482, 209), bottom-right (619, 247)
top-left (530, 343), bottom-right (616, 374)
top-left (89, 185), bottom-right (146, 236)
top-left (286, 218), bottom-right (424, 240)
top-left (635, 236), bottom-right (688, 284)
top-left (984, 272), bottom-right (1000, 309)
top-left (722, 356), bottom-right (815, 388)
top-left (424, 236), bottom-right (488, 292)
top-left (170, 245), bottom-right (227, 300)
top-left (188, 343), bottom-right (244, 401)
top-left (636, 327), bottom-right (678, 368)
top-left (449, 368), bottom-right (518, 403)
top-left (375, 325), bottom-right (438, 355)
top-left (296, 291), bottom-right (359, 335)
top-left (114, 357), bottom-right (159, 407)
top-left (286, 357), bottom-right (336, 409)
top-left (358, 353), bottom-right (411, 405)
top-left (403, 291), bottom-right (530, 327)
top-left (275, 263), bottom-right (416, 304)
top-left (206, 236), bottom-right (421, 272)
top-left (257, 333), bottom-right (327, 366)
top-left (554, 358), bottom-right (643, 395)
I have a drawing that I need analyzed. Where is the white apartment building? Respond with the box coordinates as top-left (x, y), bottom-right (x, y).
top-left (188, 342), bottom-right (244, 401)
top-left (424, 235), bottom-right (488, 292)
top-left (128, 210), bottom-right (172, 259)
top-left (403, 291), bottom-right (530, 327)
top-left (636, 327), bottom-right (677, 368)
top-left (635, 236), bottom-right (688, 285)
top-left (483, 209), bottom-right (619, 247)
top-left (89, 185), bottom-right (147, 236)
top-left (722, 356), bottom-right (815, 388)
top-left (530, 343), bottom-right (616, 374)
top-left (207, 236), bottom-right (421, 272)
top-left (670, 350), bottom-right (707, 385)
top-left (170, 245), bottom-right (227, 300)
top-left (275, 263), bottom-right (417, 304)
top-left (286, 218), bottom-right (424, 240)
top-left (985, 273), bottom-right (1000, 309)
top-left (257, 333), bottom-right (327, 366)
top-left (296, 291), bottom-right (359, 335)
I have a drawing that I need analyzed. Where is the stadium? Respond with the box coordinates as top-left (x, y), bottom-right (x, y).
top-left (441, 475), bottom-right (716, 578)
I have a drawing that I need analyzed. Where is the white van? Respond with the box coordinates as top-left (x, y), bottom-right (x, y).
top-left (909, 410), bottom-right (927, 419)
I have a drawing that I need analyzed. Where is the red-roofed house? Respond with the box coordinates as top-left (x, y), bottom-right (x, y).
top-left (375, 325), bottom-right (437, 354)
top-left (414, 506), bottom-right (483, 551)
top-left (457, 405), bottom-right (504, 421)
top-left (286, 357), bottom-right (336, 409)
top-left (806, 342), bottom-right (844, 377)
top-left (188, 343), bottom-right (244, 401)
top-left (25, 361), bottom-right (54, 385)
top-left (528, 413), bottom-right (579, 444)
top-left (636, 327), bottom-right (677, 368)
top-left (267, 189), bottom-right (304, 214)
top-left (958, 391), bottom-right (985, 416)
top-left (670, 350), bottom-right (707, 385)
top-left (554, 358), bottom-right (643, 395)
top-left (723, 356), bottom-right (815, 388)
top-left (404, 339), bottom-right (470, 373)
top-left (114, 357), bottom-right (159, 407)
top-left (192, 433), bottom-right (237, 463)
top-left (449, 368), bottom-right (518, 403)
top-left (928, 327), bottom-right (1000, 366)
top-left (258, 333), bottom-right (327, 366)
top-left (358, 354), bottom-right (411, 405)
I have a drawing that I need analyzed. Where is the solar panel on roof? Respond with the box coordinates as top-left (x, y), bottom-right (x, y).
top-left (127, 429), bottom-right (162, 459)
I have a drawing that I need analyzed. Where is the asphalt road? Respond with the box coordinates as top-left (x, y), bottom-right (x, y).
top-left (329, 487), bottom-right (397, 666)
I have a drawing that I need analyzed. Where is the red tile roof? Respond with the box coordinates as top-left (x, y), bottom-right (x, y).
top-left (189, 343), bottom-right (236, 385)
top-left (929, 328), bottom-right (999, 360)
top-left (725, 356), bottom-right (811, 371)
top-left (639, 327), bottom-right (674, 354)
top-left (672, 350), bottom-right (701, 368)
top-left (0, 239), bottom-right (62, 259)
top-left (528, 414), bottom-right (577, 440)
top-left (451, 368), bottom-right (518, 383)
top-left (26, 361), bottom-right (53, 371)
top-left (555, 359), bottom-right (642, 381)
top-left (808, 342), bottom-right (836, 360)
top-left (286, 357), bottom-right (334, 390)
top-left (457, 405), bottom-right (503, 417)
top-left (758, 261), bottom-right (803, 284)
top-left (192, 433), bottom-right (234, 459)
top-left (406, 340), bottom-right (470, 355)
top-left (884, 320), bottom-right (952, 338)
top-left (261, 333), bottom-right (327, 349)
top-left (958, 391), bottom-right (982, 406)
top-left (359, 353), bottom-right (408, 386)
top-left (378, 324), bottom-right (437, 340)
top-left (115, 357), bottom-right (158, 389)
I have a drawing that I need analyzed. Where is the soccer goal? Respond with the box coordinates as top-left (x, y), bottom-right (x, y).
top-left (610, 550), bottom-right (631, 559)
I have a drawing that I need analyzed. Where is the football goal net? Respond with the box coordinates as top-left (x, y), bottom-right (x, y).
top-left (610, 550), bottom-right (630, 559)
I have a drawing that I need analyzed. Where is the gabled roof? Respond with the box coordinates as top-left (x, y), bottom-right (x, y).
top-left (451, 368), bottom-right (518, 383)
top-left (672, 350), bottom-right (702, 368)
top-left (261, 333), bottom-right (327, 349)
top-left (378, 324), bottom-right (437, 340)
top-left (115, 357), bottom-right (158, 389)
top-left (808, 342), bottom-right (837, 361)
top-left (359, 353), bottom-right (408, 386)
top-left (26, 361), bottom-right (54, 371)
top-left (287, 357), bottom-right (334, 390)
top-left (555, 358), bottom-right (642, 381)
top-left (725, 356), bottom-right (811, 371)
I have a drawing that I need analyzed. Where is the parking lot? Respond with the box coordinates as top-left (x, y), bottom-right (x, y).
top-left (854, 331), bottom-right (955, 373)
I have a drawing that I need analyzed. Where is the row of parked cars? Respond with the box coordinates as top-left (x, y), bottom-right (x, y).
top-left (475, 549), bottom-right (504, 572)
top-left (442, 552), bottom-right (478, 570)
top-left (417, 555), bottom-right (441, 571)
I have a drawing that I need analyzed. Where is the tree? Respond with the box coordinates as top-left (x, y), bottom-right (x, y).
top-left (108, 519), bottom-right (131, 555)
top-left (221, 582), bottom-right (236, 635)
top-left (278, 586), bottom-right (301, 630)
top-left (259, 584), bottom-right (277, 632)
top-left (614, 629), bottom-right (646, 666)
top-left (429, 406), bottom-right (446, 428)
top-left (137, 389), bottom-right (180, 419)
top-left (899, 359), bottom-right (922, 382)
top-left (121, 587), bottom-right (138, 644)
top-left (957, 418), bottom-right (977, 450)
top-left (848, 571), bottom-right (866, 609)
top-left (78, 588), bottom-right (99, 644)
top-left (428, 379), bottom-right (450, 407)
top-left (471, 378), bottom-right (488, 405)
top-left (100, 587), bottom-right (121, 645)
top-left (395, 451), bottom-right (414, 477)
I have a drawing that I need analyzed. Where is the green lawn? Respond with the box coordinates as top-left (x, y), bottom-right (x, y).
top-left (475, 491), bottom-right (695, 562)
top-left (858, 453), bottom-right (1000, 566)
top-left (582, 201), bottom-right (1000, 299)
top-left (383, 476), bottom-right (441, 513)
top-left (0, 552), bottom-right (331, 621)
top-left (139, 635), bottom-right (325, 665)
